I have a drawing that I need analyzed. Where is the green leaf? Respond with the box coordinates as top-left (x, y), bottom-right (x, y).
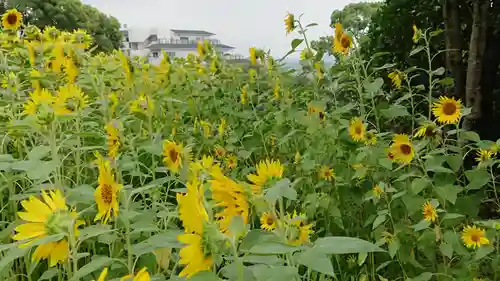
top-left (380, 104), bottom-right (409, 119)
top-left (408, 272), bottom-right (432, 281)
top-left (374, 63), bottom-right (396, 71)
top-left (242, 255), bottom-right (283, 265)
top-left (291, 39), bottom-right (304, 49)
top-left (306, 23), bottom-right (318, 28)
top-left (465, 169), bottom-right (490, 190)
top-left (442, 213), bottom-right (464, 220)
top-left (446, 154), bottom-right (462, 172)
top-left (0, 246), bottom-right (29, 273)
top-left (431, 67), bottom-right (445, 76)
top-left (249, 242), bottom-right (301, 255)
top-left (378, 158), bottom-right (393, 170)
top-left (388, 239), bottom-right (400, 258)
top-left (372, 214), bottom-right (387, 230)
top-left (358, 252), bottom-right (368, 266)
top-left (252, 265), bottom-right (298, 281)
top-left (27, 145), bottom-right (51, 160)
top-left (240, 230), bottom-right (278, 252)
top-left (411, 178), bottom-right (431, 195)
top-left (39, 268), bottom-right (59, 280)
top-left (265, 179), bottom-right (296, 203)
top-left (409, 46), bottom-right (425, 56)
top-left (461, 131), bottom-right (481, 143)
top-left (439, 242), bottom-right (453, 258)
top-left (187, 271), bottom-right (221, 281)
top-left (296, 248), bottom-right (334, 276)
top-left (313, 237), bottom-right (386, 254)
top-left (475, 245), bottom-right (494, 260)
top-left (435, 185), bottom-right (460, 204)
top-left (411, 220), bottom-right (430, 231)
top-left (363, 77), bottom-right (384, 93)
top-left (69, 256), bottom-right (113, 281)
top-left (131, 231), bottom-right (183, 256)
top-left (78, 224), bottom-right (114, 242)
top-left (229, 216), bottom-right (245, 238)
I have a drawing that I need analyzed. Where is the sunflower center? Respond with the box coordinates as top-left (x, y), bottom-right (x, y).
top-left (6, 13), bottom-right (19, 25)
top-left (169, 149), bottom-right (179, 162)
top-left (266, 217), bottom-right (274, 225)
top-left (341, 35), bottom-right (351, 48)
top-left (101, 184), bottom-right (113, 204)
top-left (355, 126), bottom-right (362, 135)
top-left (442, 102), bottom-right (457, 115)
top-left (400, 144), bottom-right (412, 155)
top-left (65, 97), bottom-right (81, 112)
top-left (470, 233), bottom-right (480, 243)
top-left (318, 111), bottom-right (325, 120)
top-left (425, 127), bottom-right (436, 137)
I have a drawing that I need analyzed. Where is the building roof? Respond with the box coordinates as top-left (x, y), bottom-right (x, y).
top-left (170, 29), bottom-right (215, 36)
top-left (147, 43), bottom-right (234, 51)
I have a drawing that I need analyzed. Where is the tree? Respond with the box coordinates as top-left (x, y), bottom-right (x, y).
top-left (12, 0), bottom-right (122, 53)
top-left (330, 2), bottom-right (382, 38)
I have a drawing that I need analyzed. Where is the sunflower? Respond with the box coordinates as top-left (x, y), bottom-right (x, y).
top-left (461, 225), bottom-right (489, 249)
top-left (333, 24), bottom-right (352, 55)
top-left (53, 84), bottom-right (88, 116)
top-left (388, 70), bottom-right (402, 88)
top-left (314, 62), bottom-right (324, 80)
top-left (71, 29), bottom-right (93, 49)
top-left (94, 153), bottom-right (122, 224)
top-left (381, 231), bottom-right (394, 245)
top-left (286, 211), bottom-right (313, 246)
top-left (284, 13), bottom-right (296, 34)
top-left (29, 69), bottom-right (42, 92)
top-left (24, 24), bottom-right (41, 41)
top-left (176, 179), bottom-right (208, 234)
top-left (412, 24), bottom-right (420, 43)
top-left (274, 78), bottom-right (280, 100)
top-left (200, 120), bottom-right (211, 137)
top-left (364, 131), bottom-right (377, 145)
top-left (94, 268), bottom-right (108, 281)
top-left (210, 170), bottom-right (249, 234)
top-left (178, 233), bottom-right (214, 278)
top-left (249, 47), bottom-right (257, 65)
top-left (260, 212), bottom-right (277, 231)
top-left (247, 159), bottom-right (284, 194)
top-left (197, 41), bottom-right (205, 57)
top-left (318, 165), bottom-right (335, 181)
top-left (390, 134), bottom-right (415, 164)
top-left (475, 149), bottom-right (496, 165)
top-left (190, 155), bottom-right (218, 178)
top-left (373, 185), bottom-right (384, 198)
top-left (63, 57), bottom-right (79, 84)
top-left (121, 267), bottom-right (151, 281)
top-left (2, 9), bottom-right (22, 31)
top-left (130, 93), bottom-right (154, 115)
top-left (432, 96), bottom-right (462, 124)
top-left (422, 201), bottom-right (437, 222)
top-left (43, 26), bottom-right (60, 42)
top-left (23, 88), bottom-right (55, 119)
top-left (414, 122), bottom-right (438, 138)
top-left (214, 145), bottom-right (227, 158)
top-left (218, 118), bottom-right (226, 136)
top-left (300, 48), bottom-right (313, 61)
top-left (13, 190), bottom-right (84, 267)
top-left (249, 68), bottom-right (257, 82)
top-left (225, 154), bottom-right (238, 170)
top-left (241, 85), bottom-right (247, 105)
top-left (349, 117), bottom-right (366, 142)
top-left (163, 140), bottom-right (184, 174)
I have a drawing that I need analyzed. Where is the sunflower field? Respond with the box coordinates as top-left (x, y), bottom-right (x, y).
top-left (1, 7), bottom-right (500, 281)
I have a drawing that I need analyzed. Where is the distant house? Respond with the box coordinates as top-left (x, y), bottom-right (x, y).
top-left (119, 24), bottom-right (238, 64)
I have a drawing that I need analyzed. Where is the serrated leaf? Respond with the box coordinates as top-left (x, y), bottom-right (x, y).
top-left (363, 77), bottom-right (384, 93)
top-left (27, 145), bottom-right (51, 160)
top-left (69, 256), bottom-right (113, 281)
top-left (380, 104), bottom-right (409, 119)
top-left (39, 268), bottom-right (59, 280)
top-left (249, 242), bottom-right (301, 254)
top-left (412, 220), bottom-right (430, 231)
top-left (432, 67), bottom-right (445, 76)
top-left (411, 178), bottom-right (431, 195)
top-left (291, 39), bottom-right (304, 49)
top-left (409, 272), bottom-right (432, 281)
top-left (465, 169), bottom-right (490, 190)
top-left (435, 185), bottom-right (460, 204)
top-left (313, 237), bottom-right (386, 254)
top-left (439, 242), bottom-right (453, 258)
top-left (410, 46), bottom-right (425, 56)
top-left (131, 230), bottom-right (183, 256)
top-left (373, 214), bottom-right (387, 230)
top-left (475, 245), bottom-right (494, 260)
top-left (461, 131), bottom-right (481, 143)
top-left (0, 246), bottom-right (29, 273)
top-left (388, 239), bottom-right (400, 258)
top-left (442, 213), bottom-right (464, 220)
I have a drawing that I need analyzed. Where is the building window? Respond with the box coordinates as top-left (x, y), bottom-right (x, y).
top-left (166, 52), bottom-right (175, 57)
top-left (130, 42), bottom-right (138, 50)
top-left (152, 52), bottom-right (159, 58)
top-left (180, 36), bottom-right (188, 43)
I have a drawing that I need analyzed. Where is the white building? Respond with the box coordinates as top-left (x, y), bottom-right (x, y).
top-left (120, 24), bottom-right (236, 64)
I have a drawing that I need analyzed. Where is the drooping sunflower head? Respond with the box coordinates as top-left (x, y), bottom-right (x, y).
top-left (388, 70), bottom-right (402, 88)
top-left (225, 154), bottom-right (238, 170)
top-left (412, 24), bottom-right (421, 43)
top-left (163, 140), bottom-right (184, 174)
top-left (422, 201), bottom-right (437, 222)
top-left (364, 131), bottom-right (377, 145)
top-left (23, 24), bottom-right (41, 41)
top-left (318, 165), bottom-right (335, 181)
top-left (284, 13), bottom-right (296, 34)
top-left (197, 40), bottom-right (206, 57)
top-left (71, 29), bottom-right (93, 49)
top-left (260, 212), bottom-right (277, 231)
top-left (2, 9), bottom-right (22, 31)
top-left (348, 117), bottom-right (366, 142)
top-left (43, 26), bottom-right (60, 42)
top-left (130, 93), bottom-right (154, 114)
top-left (432, 96), bottom-right (462, 124)
top-left (390, 134), bottom-right (415, 164)
top-left (23, 88), bottom-right (55, 123)
top-left (249, 47), bottom-right (257, 65)
top-left (461, 225), bottom-right (489, 249)
top-left (177, 232), bottom-right (214, 278)
top-left (300, 48), bottom-right (314, 61)
top-left (314, 62), bottom-right (324, 80)
top-left (54, 84), bottom-right (89, 116)
top-left (414, 122), bottom-right (438, 139)
top-left (475, 149), bottom-right (496, 165)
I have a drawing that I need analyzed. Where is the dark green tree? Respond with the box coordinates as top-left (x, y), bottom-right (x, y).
top-left (10, 0), bottom-right (122, 53)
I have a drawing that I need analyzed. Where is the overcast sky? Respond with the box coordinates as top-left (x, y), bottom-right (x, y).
top-left (81, 0), bottom-right (364, 57)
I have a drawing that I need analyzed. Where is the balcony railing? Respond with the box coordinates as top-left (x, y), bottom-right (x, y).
top-left (147, 38), bottom-right (222, 46)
